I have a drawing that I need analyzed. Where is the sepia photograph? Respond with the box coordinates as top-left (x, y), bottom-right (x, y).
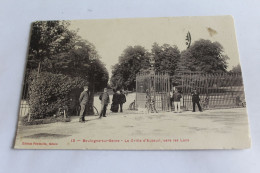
top-left (14, 16), bottom-right (251, 150)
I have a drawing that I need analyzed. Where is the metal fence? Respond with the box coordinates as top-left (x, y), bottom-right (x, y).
top-left (177, 72), bottom-right (245, 110)
top-left (19, 81), bottom-right (30, 118)
top-left (19, 100), bottom-right (30, 117)
top-left (136, 72), bottom-right (246, 111)
top-left (136, 72), bottom-right (171, 111)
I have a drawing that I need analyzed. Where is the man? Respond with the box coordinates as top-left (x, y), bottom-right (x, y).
top-left (79, 86), bottom-right (89, 123)
top-left (119, 90), bottom-right (126, 112)
top-left (173, 89), bottom-right (182, 113)
top-left (99, 88), bottom-right (110, 118)
top-left (191, 89), bottom-right (202, 112)
top-left (169, 88), bottom-right (175, 111)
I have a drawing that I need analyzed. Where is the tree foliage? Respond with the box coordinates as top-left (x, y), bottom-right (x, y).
top-left (27, 21), bottom-right (78, 71)
top-left (110, 46), bottom-right (149, 90)
top-left (28, 71), bottom-right (88, 119)
top-left (41, 40), bottom-right (109, 91)
top-left (111, 43), bottom-right (180, 90)
top-left (151, 43), bottom-right (181, 75)
top-left (181, 39), bottom-right (229, 73)
top-left (230, 64), bottom-right (242, 73)
top-left (25, 21), bottom-right (109, 92)
top-left (24, 20), bottom-right (109, 121)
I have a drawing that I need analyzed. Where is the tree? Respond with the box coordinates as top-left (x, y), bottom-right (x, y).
top-left (26, 23), bottom-right (109, 92)
top-left (27, 20), bottom-right (78, 73)
top-left (181, 39), bottom-right (229, 73)
top-left (230, 64), bottom-right (242, 73)
top-left (151, 43), bottom-right (181, 75)
top-left (41, 39), bottom-right (109, 91)
top-left (24, 21), bottom-right (109, 119)
top-left (110, 46), bottom-right (150, 90)
top-left (37, 38), bottom-right (109, 115)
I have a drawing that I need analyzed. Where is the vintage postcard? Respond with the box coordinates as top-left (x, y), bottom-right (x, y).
top-left (14, 16), bottom-right (251, 150)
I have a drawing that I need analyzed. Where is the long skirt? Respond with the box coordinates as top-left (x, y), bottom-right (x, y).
top-left (110, 102), bottom-right (119, 112)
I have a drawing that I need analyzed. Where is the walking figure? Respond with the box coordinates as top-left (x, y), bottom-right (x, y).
top-left (79, 86), bottom-right (89, 123)
top-left (99, 88), bottom-right (110, 118)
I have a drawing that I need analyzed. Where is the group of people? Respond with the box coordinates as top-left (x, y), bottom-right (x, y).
top-left (168, 88), bottom-right (203, 113)
top-left (78, 85), bottom-right (203, 123)
top-left (78, 86), bottom-right (126, 123)
top-left (110, 89), bottom-right (126, 113)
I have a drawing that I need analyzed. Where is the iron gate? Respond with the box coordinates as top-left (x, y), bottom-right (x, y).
top-left (136, 72), bottom-right (245, 111)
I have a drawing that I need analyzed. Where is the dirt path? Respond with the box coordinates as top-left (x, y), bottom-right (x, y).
top-left (15, 108), bottom-right (250, 149)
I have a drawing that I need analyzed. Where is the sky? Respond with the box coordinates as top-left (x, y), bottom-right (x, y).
top-left (69, 16), bottom-right (241, 77)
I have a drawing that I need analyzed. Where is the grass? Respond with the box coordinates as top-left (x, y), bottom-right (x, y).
top-left (21, 115), bottom-right (71, 126)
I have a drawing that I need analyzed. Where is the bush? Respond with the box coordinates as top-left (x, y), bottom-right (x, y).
top-left (28, 71), bottom-right (88, 119)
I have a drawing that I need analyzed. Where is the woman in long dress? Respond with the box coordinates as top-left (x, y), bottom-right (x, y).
top-left (110, 89), bottom-right (120, 112)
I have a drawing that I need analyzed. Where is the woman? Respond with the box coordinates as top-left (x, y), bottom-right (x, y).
top-left (110, 89), bottom-right (120, 112)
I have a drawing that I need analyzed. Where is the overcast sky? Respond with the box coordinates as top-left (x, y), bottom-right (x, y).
top-left (70, 16), bottom-right (241, 77)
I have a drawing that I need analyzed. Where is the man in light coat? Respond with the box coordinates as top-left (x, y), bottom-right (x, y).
top-left (99, 88), bottom-right (110, 118)
top-left (79, 86), bottom-right (89, 123)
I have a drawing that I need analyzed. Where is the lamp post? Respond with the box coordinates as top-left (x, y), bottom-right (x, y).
top-left (149, 55), bottom-right (156, 104)
top-left (149, 55), bottom-right (155, 74)
top-left (149, 55), bottom-right (155, 90)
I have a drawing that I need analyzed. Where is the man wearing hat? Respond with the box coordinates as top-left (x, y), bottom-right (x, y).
top-left (79, 86), bottom-right (89, 122)
top-left (191, 88), bottom-right (202, 112)
top-left (99, 88), bottom-right (110, 118)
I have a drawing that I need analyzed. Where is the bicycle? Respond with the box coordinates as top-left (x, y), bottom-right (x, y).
top-left (145, 99), bottom-right (158, 113)
top-left (76, 105), bottom-right (99, 116)
top-left (128, 100), bottom-right (136, 110)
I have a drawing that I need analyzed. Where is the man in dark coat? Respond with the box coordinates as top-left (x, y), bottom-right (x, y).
top-left (79, 86), bottom-right (89, 123)
top-left (99, 88), bottom-right (110, 118)
top-left (191, 89), bottom-right (202, 112)
top-left (119, 90), bottom-right (126, 112)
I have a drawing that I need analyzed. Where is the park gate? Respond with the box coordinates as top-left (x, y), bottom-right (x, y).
top-left (136, 72), bottom-right (171, 111)
top-left (136, 72), bottom-right (245, 111)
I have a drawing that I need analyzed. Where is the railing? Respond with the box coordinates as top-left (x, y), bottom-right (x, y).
top-left (136, 72), bottom-right (245, 111)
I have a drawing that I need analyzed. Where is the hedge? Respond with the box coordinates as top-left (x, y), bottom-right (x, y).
top-left (28, 71), bottom-right (88, 119)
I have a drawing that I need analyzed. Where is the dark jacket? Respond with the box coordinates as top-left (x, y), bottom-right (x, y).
top-left (119, 93), bottom-right (126, 104)
top-left (192, 92), bottom-right (200, 102)
top-left (173, 92), bottom-right (182, 102)
top-left (99, 92), bottom-right (110, 105)
top-left (79, 91), bottom-right (89, 105)
top-left (112, 93), bottom-right (120, 104)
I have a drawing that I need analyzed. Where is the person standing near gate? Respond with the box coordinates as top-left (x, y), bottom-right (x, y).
top-left (119, 90), bottom-right (126, 112)
top-left (169, 88), bottom-right (175, 111)
top-left (99, 88), bottom-right (110, 118)
top-left (191, 89), bottom-right (202, 112)
top-left (79, 86), bottom-right (89, 123)
top-left (173, 89), bottom-right (182, 113)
